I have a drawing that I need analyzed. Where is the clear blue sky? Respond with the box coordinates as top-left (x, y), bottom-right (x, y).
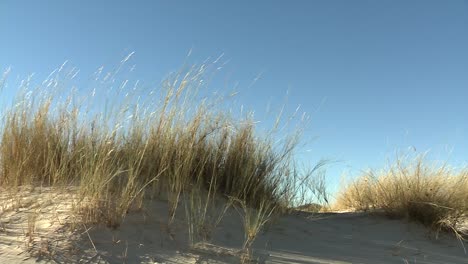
top-left (1, 0), bottom-right (467, 196)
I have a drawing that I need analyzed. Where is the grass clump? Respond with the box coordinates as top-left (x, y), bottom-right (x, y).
top-left (336, 154), bottom-right (468, 237)
top-left (0, 58), bottom-right (327, 257)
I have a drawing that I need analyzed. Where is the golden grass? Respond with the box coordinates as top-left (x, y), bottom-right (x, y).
top-left (335, 155), bottom-right (468, 237)
top-left (0, 60), bottom-right (327, 258)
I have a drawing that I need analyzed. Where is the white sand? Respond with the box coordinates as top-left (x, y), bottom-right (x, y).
top-left (0, 188), bottom-right (467, 263)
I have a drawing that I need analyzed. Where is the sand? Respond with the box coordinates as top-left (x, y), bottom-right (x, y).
top-left (0, 187), bottom-right (467, 264)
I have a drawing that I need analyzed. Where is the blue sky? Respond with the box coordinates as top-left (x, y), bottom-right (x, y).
top-left (1, 0), bottom-right (467, 196)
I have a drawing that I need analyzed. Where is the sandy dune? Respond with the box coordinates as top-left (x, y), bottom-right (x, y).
top-left (0, 188), bottom-right (466, 263)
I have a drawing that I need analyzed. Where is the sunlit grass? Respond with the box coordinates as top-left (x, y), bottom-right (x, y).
top-left (0, 59), bottom-right (327, 258)
top-left (335, 155), bottom-right (468, 239)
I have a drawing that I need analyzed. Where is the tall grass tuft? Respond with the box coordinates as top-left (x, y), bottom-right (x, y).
top-left (0, 59), bottom-right (326, 246)
top-left (336, 154), bottom-right (468, 238)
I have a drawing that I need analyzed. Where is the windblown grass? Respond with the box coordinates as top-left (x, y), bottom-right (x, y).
top-left (336, 155), bottom-right (468, 238)
top-left (0, 59), bottom-right (327, 257)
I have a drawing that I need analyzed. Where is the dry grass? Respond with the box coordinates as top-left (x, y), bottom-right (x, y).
top-left (335, 155), bottom-right (468, 238)
top-left (0, 58), bottom-right (327, 260)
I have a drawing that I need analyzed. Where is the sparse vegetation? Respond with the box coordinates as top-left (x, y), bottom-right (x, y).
top-left (0, 59), bottom-right (466, 262)
top-left (336, 154), bottom-right (468, 239)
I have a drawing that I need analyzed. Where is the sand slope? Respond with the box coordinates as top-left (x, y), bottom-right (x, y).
top-left (0, 188), bottom-right (466, 263)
